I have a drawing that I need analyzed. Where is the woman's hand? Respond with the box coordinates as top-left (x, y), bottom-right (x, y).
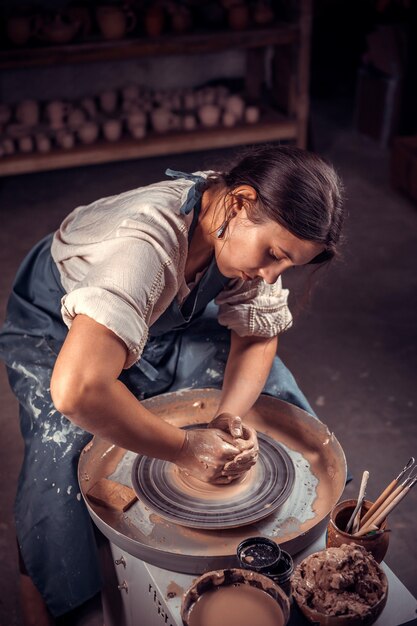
top-left (173, 427), bottom-right (242, 484)
top-left (208, 412), bottom-right (259, 481)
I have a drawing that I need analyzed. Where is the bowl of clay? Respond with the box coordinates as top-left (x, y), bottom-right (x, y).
top-left (292, 544), bottom-right (388, 626)
top-left (181, 568), bottom-right (290, 626)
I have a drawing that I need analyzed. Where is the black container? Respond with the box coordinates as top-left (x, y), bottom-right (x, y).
top-left (267, 549), bottom-right (294, 597)
top-left (236, 536), bottom-right (281, 574)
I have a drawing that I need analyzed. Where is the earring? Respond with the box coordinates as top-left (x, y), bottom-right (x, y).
top-left (216, 211), bottom-right (236, 239)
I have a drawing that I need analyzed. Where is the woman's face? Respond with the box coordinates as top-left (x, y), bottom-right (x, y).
top-left (214, 208), bottom-right (325, 284)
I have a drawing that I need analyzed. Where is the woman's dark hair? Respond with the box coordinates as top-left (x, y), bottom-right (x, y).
top-left (210, 144), bottom-right (345, 264)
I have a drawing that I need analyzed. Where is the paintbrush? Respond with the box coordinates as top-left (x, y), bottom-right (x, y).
top-left (358, 457), bottom-right (415, 529)
top-left (345, 470), bottom-right (369, 534)
top-left (354, 476), bottom-right (417, 538)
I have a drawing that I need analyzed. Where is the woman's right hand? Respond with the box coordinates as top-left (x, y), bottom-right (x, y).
top-left (173, 427), bottom-right (241, 484)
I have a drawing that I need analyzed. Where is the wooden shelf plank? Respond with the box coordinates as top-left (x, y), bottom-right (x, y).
top-left (0, 23), bottom-right (298, 70)
top-left (0, 117), bottom-right (298, 177)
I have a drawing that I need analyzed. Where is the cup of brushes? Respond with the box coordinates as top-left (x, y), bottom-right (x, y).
top-left (327, 458), bottom-right (416, 563)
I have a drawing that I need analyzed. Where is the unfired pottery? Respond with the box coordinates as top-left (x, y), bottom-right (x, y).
top-left (225, 94), bottom-right (245, 119)
top-left (222, 111), bottom-right (237, 127)
top-left (99, 90), bottom-right (118, 115)
top-left (0, 104), bottom-right (12, 125)
top-left (129, 124), bottom-right (146, 139)
top-left (183, 114), bottom-right (197, 131)
top-left (81, 97), bottom-right (97, 118)
top-left (35, 133), bottom-right (52, 153)
top-left (18, 136), bottom-right (34, 153)
top-left (1, 138), bottom-right (15, 155)
top-left (151, 107), bottom-right (177, 133)
top-left (56, 129), bottom-right (75, 150)
top-left (198, 104), bottom-right (221, 128)
top-left (245, 105), bottom-right (260, 124)
top-left (103, 119), bottom-right (122, 142)
top-left (46, 100), bottom-right (72, 130)
top-left (144, 5), bottom-right (165, 37)
top-left (67, 108), bottom-right (87, 130)
top-left (15, 100), bottom-right (39, 127)
top-left (77, 122), bottom-right (99, 144)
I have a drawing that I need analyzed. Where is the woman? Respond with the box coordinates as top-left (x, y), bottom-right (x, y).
top-left (0, 144), bottom-right (344, 625)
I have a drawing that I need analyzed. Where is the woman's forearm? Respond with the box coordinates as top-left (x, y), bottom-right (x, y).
top-left (51, 314), bottom-right (185, 461)
top-left (216, 331), bottom-right (278, 418)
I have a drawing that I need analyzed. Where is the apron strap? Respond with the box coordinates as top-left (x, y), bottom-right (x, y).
top-left (165, 168), bottom-right (207, 215)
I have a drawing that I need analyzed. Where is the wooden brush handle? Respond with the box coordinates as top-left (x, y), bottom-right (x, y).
top-left (359, 478), bottom-right (397, 527)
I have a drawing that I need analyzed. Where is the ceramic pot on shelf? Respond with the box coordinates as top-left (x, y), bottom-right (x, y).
top-left (15, 99), bottom-right (40, 127)
top-left (144, 5), bottom-right (165, 37)
top-left (6, 14), bottom-right (35, 46)
top-left (96, 5), bottom-right (137, 40)
top-left (35, 13), bottom-right (81, 45)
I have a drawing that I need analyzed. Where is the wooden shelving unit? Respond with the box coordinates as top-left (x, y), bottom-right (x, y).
top-left (0, 0), bottom-right (312, 177)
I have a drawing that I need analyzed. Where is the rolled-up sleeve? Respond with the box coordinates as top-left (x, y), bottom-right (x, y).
top-left (215, 276), bottom-right (293, 337)
top-left (60, 237), bottom-right (179, 368)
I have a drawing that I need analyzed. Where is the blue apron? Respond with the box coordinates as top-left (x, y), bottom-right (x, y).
top-left (0, 169), bottom-right (313, 617)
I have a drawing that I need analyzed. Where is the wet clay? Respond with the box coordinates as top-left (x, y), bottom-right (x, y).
top-left (187, 584), bottom-right (285, 626)
top-left (169, 462), bottom-right (255, 501)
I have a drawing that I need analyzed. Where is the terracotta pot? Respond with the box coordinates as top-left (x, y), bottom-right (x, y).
top-left (228, 4), bottom-right (249, 31)
top-left (6, 15), bottom-right (34, 46)
top-left (96, 5), bottom-right (136, 40)
top-left (36, 14), bottom-right (80, 44)
top-left (326, 499), bottom-right (390, 563)
top-left (15, 100), bottom-right (40, 127)
top-left (144, 6), bottom-right (165, 37)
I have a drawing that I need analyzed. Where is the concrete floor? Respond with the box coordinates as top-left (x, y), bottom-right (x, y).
top-left (1, 99), bottom-right (416, 624)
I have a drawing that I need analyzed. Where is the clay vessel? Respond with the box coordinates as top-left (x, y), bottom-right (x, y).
top-left (228, 4), bottom-right (249, 31)
top-left (6, 15), bottom-right (34, 46)
top-left (15, 100), bottom-right (40, 127)
top-left (144, 5), bottom-right (165, 37)
top-left (198, 104), bottom-right (221, 128)
top-left (96, 5), bottom-right (136, 40)
top-left (326, 499), bottom-right (390, 563)
top-left (78, 122), bottom-right (99, 144)
top-left (99, 90), bottom-right (118, 114)
top-left (36, 14), bottom-right (80, 44)
top-left (46, 100), bottom-right (72, 130)
top-left (103, 119), bottom-right (122, 142)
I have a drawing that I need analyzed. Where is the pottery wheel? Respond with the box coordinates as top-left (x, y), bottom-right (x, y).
top-left (131, 426), bottom-right (295, 529)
